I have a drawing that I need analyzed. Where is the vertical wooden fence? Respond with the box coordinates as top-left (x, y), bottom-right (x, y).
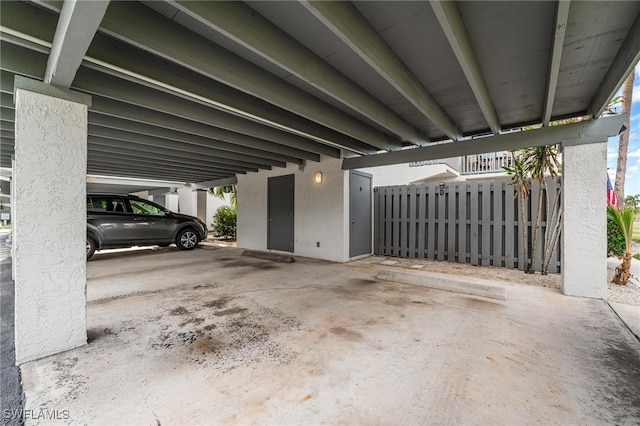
top-left (373, 178), bottom-right (561, 273)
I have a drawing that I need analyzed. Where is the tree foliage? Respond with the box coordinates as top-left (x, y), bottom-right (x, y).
top-left (607, 205), bottom-right (635, 285)
top-left (607, 216), bottom-right (626, 257)
top-left (208, 185), bottom-right (237, 208)
top-left (504, 145), bottom-right (562, 275)
top-left (212, 205), bottom-right (237, 239)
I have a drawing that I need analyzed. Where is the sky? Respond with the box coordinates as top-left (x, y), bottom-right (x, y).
top-left (607, 65), bottom-right (640, 198)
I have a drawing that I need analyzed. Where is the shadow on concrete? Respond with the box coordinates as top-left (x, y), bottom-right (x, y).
top-left (1, 257), bottom-right (24, 425)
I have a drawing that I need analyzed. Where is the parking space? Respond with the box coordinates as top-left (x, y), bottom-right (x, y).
top-left (18, 246), bottom-right (640, 424)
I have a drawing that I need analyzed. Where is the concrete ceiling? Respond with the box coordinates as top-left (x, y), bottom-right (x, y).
top-left (1, 0), bottom-right (639, 185)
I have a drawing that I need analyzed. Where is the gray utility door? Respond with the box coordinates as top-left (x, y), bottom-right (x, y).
top-left (268, 174), bottom-right (294, 252)
top-left (350, 171), bottom-right (372, 257)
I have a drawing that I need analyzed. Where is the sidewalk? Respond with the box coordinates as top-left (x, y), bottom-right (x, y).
top-left (607, 255), bottom-right (640, 341)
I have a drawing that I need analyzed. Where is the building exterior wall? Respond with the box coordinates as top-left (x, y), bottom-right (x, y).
top-left (237, 156), bottom-right (349, 262)
top-left (13, 85), bottom-right (89, 364)
top-left (177, 187), bottom-right (196, 216)
top-left (358, 162), bottom-right (460, 187)
top-left (561, 141), bottom-right (608, 298)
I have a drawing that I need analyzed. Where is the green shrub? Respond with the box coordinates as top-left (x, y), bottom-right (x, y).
top-left (607, 215), bottom-right (625, 257)
top-left (212, 205), bottom-right (236, 239)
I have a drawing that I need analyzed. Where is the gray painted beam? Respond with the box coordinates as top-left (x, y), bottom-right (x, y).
top-left (343, 115), bottom-right (626, 169)
top-left (89, 97), bottom-right (320, 163)
top-left (97, 1), bottom-right (400, 151)
top-left (429, 1), bottom-right (500, 135)
top-left (76, 68), bottom-right (341, 159)
top-left (173, 1), bottom-right (425, 145)
top-left (44, 0), bottom-right (110, 87)
top-left (86, 166), bottom-right (222, 183)
top-left (87, 133), bottom-right (275, 170)
top-left (302, 1), bottom-right (460, 141)
top-left (0, 44), bottom-right (341, 159)
top-left (88, 143), bottom-right (258, 174)
top-left (82, 30), bottom-right (376, 155)
top-left (0, 1), bottom-right (364, 156)
top-left (87, 175), bottom-right (184, 188)
top-left (88, 151), bottom-right (251, 176)
top-left (588, 9), bottom-right (640, 118)
top-left (86, 164), bottom-right (224, 180)
top-left (0, 121), bottom-right (13, 132)
top-left (542, 0), bottom-right (570, 127)
top-left (0, 107), bottom-right (14, 122)
top-left (86, 160), bottom-right (225, 178)
top-left (193, 176), bottom-right (238, 190)
top-left (88, 113), bottom-right (300, 165)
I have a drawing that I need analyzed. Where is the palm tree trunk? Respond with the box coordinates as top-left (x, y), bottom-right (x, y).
top-left (614, 71), bottom-right (635, 203)
top-left (528, 182), bottom-right (544, 274)
top-left (519, 192), bottom-right (529, 273)
top-left (612, 251), bottom-right (632, 285)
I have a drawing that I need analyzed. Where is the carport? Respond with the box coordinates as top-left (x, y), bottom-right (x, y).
top-left (1, 1), bottom-right (639, 365)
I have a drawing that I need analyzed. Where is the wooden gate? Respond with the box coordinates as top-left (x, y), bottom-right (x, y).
top-left (373, 178), bottom-right (561, 273)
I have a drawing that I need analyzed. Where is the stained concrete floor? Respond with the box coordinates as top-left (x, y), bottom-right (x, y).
top-left (18, 245), bottom-right (640, 425)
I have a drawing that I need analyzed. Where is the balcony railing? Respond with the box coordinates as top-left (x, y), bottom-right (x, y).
top-left (461, 151), bottom-right (516, 175)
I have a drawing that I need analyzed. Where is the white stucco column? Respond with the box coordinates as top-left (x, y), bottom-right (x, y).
top-left (561, 141), bottom-right (607, 299)
top-left (13, 76), bottom-right (91, 364)
top-left (197, 190), bottom-right (208, 222)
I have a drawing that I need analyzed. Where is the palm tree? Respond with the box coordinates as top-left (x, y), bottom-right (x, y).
top-left (208, 185), bottom-right (237, 208)
top-left (519, 145), bottom-right (562, 274)
top-left (504, 158), bottom-right (531, 272)
top-left (624, 194), bottom-right (640, 211)
top-left (613, 72), bottom-right (635, 203)
top-left (607, 205), bottom-right (635, 285)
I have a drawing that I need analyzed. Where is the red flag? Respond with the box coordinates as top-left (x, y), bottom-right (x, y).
top-left (607, 174), bottom-right (619, 208)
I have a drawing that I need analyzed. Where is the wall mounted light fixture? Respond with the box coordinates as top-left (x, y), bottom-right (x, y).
top-left (315, 172), bottom-right (323, 184)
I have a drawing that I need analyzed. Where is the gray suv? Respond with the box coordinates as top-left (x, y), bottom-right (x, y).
top-left (86, 194), bottom-right (207, 260)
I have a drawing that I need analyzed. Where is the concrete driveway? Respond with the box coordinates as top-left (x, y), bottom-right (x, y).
top-left (18, 245), bottom-right (640, 425)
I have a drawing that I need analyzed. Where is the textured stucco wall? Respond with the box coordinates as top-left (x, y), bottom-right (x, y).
top-left (561, 142), bottom-right (607, 299)
top-left (237, 156), bottom-right (349, 262)
top-left (14, 88), bottom-right (88, 364)
top-left (177, 187), bottom-right (196, 216)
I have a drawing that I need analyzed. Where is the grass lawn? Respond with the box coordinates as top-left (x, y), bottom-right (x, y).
top-left (634, 221), bottom-right (640, 243)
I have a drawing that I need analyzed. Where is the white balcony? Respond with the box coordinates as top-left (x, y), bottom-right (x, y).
top-left (461, 151), bottom-right (516, 175)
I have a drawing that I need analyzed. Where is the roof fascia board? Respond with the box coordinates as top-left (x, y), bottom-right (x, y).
top-left (173, 0), bottom-right (427, 146)
top-left (429, 0), bottom-right (500, 135)
top-left (342, 115), bottom-right (626, 170)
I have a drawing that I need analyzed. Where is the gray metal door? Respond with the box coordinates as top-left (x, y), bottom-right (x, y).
top-left (350, 171), bottom-right (372, 257)
top-left (268, 174), bottom-right (294, 252)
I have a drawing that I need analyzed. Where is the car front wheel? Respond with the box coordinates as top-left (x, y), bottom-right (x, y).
top-left (87, 237), bottom-right (97, 260)
top-left (176, 228), bottom-right (199, 250)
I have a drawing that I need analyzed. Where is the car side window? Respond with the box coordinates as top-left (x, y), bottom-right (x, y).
top-left (88, 197), bottom-right (127, 213)
top-left (130, 200), bottom-right (166, 217)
